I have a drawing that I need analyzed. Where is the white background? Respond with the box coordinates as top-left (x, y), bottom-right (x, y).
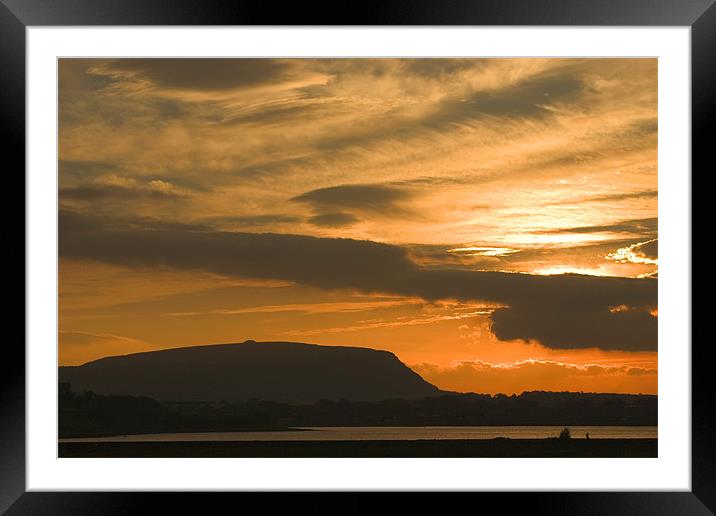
top-left (26, 27), bottom-right (691, 491)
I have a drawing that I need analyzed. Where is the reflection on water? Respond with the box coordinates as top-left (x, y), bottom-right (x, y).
top-left (60, 425), bottom-right (657, 443)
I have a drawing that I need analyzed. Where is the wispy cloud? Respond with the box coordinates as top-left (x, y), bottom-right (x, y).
top-left (163, 299), bottom-right (422, 317)
top-left (283, 307), bottom-right (497, 337)
top-left (59, 330), bottom-right (156, 365)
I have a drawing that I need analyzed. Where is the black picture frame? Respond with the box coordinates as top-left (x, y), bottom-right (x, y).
top-left (5, 0), bottom-right (710, 513)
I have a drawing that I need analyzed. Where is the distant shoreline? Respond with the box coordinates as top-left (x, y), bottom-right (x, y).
top-left (59, 424), bottom-right (657, 442)
top-left (59, 438), bottom-right (658, 458)
top-left (59, 427), bottom-right (313, 440)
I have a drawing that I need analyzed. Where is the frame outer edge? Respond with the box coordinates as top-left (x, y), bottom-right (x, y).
top-left (0, 2), bottom-right (27, 516)
top-left (692, 1), bottom-right (716, 513)
top-left (0, 0), bottom-right (715, 26)
top-left (5, 0), bottom-right (710, 513)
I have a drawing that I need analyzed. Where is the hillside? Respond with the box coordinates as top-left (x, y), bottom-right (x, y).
top-left (58, 341), bottom-right (441, 404)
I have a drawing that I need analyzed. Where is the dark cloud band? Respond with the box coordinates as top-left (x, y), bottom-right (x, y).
top-left (60, 210), bottom-right (657, 351)
top-left (537, 217), bottom-right (657, 236)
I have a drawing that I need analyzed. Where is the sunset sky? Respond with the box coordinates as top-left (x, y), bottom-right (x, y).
top-left (58, 58), bottom-right (658, 395)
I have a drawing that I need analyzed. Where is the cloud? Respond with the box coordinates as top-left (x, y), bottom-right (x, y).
top-left (99, 58), bottom-right (296, 92)
top-left (60, 176), bottom-right (187, 202)
top-left (402, 58), bottom-right (488, 77)
top-left (105, 214), bottom-right (303, 233)
top-left (412, 359), bottom-right (657, 395)
top-left (573, 190), bottom-right (658, 204)
top-left (606, 239), bottom-right (658, 265)
top-left (422, 71), bottom-right (584, 128)
top-left (59, 330), bottom-right (155, 365)
top-left (490, 304), bottom-right (656, 351)
top-left (636, 239), bottom-right (658, 259)
top-left (59, 159), bottom-right (117, 178)
top-left (285, 305), bottom-right (496, 337)
top-left (307, 213), bottom-right (361, 228)
top-left (231, 156), bottom-right (319, 181)
top-left (293, 183), bottom-right (416, 225)
top-left (537, 218), bottom-right (657, 236)
top-left (60, 185), bottom-right (182, 202)
top-left (59, 210), bottom-right (657, 351)
top-left (164, 299), bottom-right (421, 317)
top-left (447, 247), bottom-right (520, 257)
top-left (293, 184), bottom-right (413, 214)
top-left (223, 102), bottom-right (322, 126)
top-left (200, 214), bottom-right (301, 229)
top-left (313, 67), bottom-right (586, 152)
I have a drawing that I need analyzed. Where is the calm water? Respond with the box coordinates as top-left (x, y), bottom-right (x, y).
top-left (60, 426), bottom-right (657, 443)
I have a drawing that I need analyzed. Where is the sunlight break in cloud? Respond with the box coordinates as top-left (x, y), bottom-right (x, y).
top-left (606, 239), bottom-right (658, 266)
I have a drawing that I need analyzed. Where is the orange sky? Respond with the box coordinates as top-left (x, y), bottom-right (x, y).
top-left (58, 58), bottom-right (658, 395)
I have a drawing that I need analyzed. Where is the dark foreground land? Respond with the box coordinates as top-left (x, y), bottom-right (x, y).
top-left (59, 387), bottom-right (658, 438)
top-left (59, 438), bottom-right (657, 458)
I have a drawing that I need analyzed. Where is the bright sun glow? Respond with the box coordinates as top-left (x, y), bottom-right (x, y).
top-left (447, 246), bottom-right (520, 257)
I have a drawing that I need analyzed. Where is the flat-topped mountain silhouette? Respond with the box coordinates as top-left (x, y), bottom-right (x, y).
top-left (58, 341), bottom-right (441, 404)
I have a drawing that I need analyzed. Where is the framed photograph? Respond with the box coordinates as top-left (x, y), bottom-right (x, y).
top-left (7, 0), bottom-right (709, 513)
